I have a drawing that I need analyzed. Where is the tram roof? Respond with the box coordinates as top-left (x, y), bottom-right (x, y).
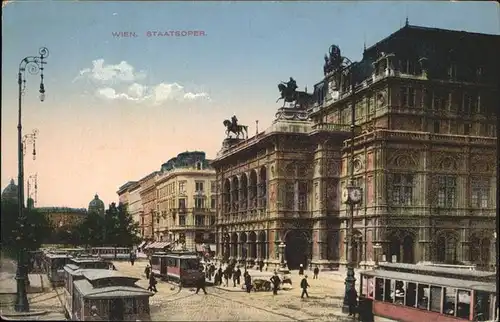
top-left (82, 269), bottom-right (137, 282)
top-left (45, 253), bottom-right (72, 258)
top-left (73, 279), bottom-right (153, 299)
top-left (71, 258), bottom-right (108, 264)
top-left (377, 263), bottom-right (496, 279)
top-left (361, 269), bottom-right (496, 293)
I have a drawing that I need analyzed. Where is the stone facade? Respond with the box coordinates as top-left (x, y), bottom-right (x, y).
top-left (138, 172), bottom-right (159, 240)
top-left (213, 24), bottom-right (498, 271)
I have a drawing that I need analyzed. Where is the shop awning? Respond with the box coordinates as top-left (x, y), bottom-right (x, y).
top-left (138, 241), bottom-right (146, 248)
top-left (146, 242), bottom-right (171, 249)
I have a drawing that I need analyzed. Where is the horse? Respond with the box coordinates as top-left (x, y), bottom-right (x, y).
top-left (276, 84), bottom-right (314, 108)
top-left (223, 120), bottom-right (248, 139)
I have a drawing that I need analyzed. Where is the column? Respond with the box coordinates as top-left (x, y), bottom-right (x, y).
top-left (247, 179), bottom-right (252, 211)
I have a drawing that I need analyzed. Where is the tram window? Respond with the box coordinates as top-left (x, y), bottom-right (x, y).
top-left (430, 286), bottom-right (443, 313)
top-left (384, 279), bottom-right (393, 303)
top-left (456, 290), bottom-right (471, 319)
top-left (167, 258), bottom-right (177, 267)
top-left (361, 276), bottom-right (368, 296)
top-left (417, 284), bottom-right (429, 310)
top-left (473, 291), bottom-right (491, 321)
top-left (405, 282), bottom-right (417, 308)
top-left (374, 278), bottom-right (384, 301)
top-left (123, 298), bottom-right (138, 315)
top-left (443, 287), bottom-right (457, 316)
top-left (181, 259), bottom-right (199, 270)
top-left (367, 277), bottom-right (374, 298)
top-left (151, 257), bottom-right (159, 266)
top-left (393, 280), bottom-right (405, 305)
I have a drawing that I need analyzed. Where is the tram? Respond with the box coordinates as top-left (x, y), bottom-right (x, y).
top-left (358, 263), bottom-right (497, 322)
top-left (90, 247), bottom-right (132, 260)
top-left (65, 269), bottom-right (153, 320)
top-left (44, 253), bottom-right (73, 285)
top-left (151, 251), bottom-right (203, 286)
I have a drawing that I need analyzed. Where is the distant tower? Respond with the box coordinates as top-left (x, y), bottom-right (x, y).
top-left (1, 179), bottom-right (18, 203)
top-left (88, 194), bottom-right (105, 216)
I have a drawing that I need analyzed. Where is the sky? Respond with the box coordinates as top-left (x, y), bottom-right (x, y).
top-left (2, 1), bottom-right (499, 209)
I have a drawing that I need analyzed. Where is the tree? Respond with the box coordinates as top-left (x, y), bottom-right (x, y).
top-left (75, 211), bottom-right (105, 247)
top-left (0, 200), bottom-right (53, 258)
top-left (104, 202), bottom-right (141, 247)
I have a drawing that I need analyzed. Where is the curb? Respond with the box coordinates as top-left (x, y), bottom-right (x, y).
top-left (0, 310), bottom-right (48, 318)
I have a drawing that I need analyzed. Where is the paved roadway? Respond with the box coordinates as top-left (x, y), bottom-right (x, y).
top-left (113, 261), bottom-right (356, 321)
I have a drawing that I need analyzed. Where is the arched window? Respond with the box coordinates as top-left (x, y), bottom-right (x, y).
top-left (437, 232), bottom-right (458, 264)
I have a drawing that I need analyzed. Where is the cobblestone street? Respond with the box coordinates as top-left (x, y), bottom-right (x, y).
top-left (113, 261), bottom-right (357, 321)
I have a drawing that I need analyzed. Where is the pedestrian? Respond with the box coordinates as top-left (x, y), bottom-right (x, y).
top-left (313, 266), bottom-right (319, 279)
top-left (270, 271), bottom-right (281, 295)
top-left (235, 266), bottom-right (241, 285)
top-left (223, 271), bottom-right (229, 287)
top-left (300, 275), bottom-right (310, 298)
top-left (347, 286), bottom-right (358, 317)
top-left (144, 264), bottom-right (151, 279)
top-left (259, 260), bottom-right (264, 272)
top-left (148, 274), bottom-right (158, 293)
top-left (130, 252), bottom-right (136, 266)
top-left (195, 272), bottom-right (207, 294)
top-left (244, 271), bottom-right (252, 293)
top-left (298, 264), bottom-right (304, 275)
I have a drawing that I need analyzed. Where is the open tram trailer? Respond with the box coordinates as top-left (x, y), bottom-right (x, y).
top-left (359, 263), bottom-right (497, 322)
top-left (90, 247), bottom-right (132, 260)
top-left (151, 251), bottom-right (203, 286)
top-left (63, 258), bottom-right (115, 318)
top-left (44, 253), bottom-right (73, 285)
top-left (69, 269), bottom-right (153, 321)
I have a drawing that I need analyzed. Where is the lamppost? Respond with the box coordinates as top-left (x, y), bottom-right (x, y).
top-left (278, 241), bottom-right (287, 272)
top-left (15, 47), bottom-right (49, 313)
top-left (337, 56), bottom-right (363, 314)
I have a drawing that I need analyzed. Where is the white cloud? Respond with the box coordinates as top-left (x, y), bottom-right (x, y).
top-left (77, 60), bottom-right (210, 103)
top-left (76, 59), bottom-right (146, 84)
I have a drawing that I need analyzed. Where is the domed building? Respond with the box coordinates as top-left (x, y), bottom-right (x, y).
top-left (88, 194), bottom-right (105, 216)
top-left (1, 179), bottom-right (18, 203)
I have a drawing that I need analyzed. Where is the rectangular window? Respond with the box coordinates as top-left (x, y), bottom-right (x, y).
top-left (384, 279), bottom-right (393, 303)
top-left (210, 216), bottom-right (216, 226)
top-left (391, 174), bottom-right (413, 206)
top-left (405, 282), bottom-right (417, 308)
top-left (194, 198), bottom-right (204, 209)
top-left (473, 291), bottom-right (491, 321)
top-left (457, 290), bottom-right (471, 319)
top-left (178, 215), bottom-right (186, 226)
top-left (417, 284), bottom-right (429, 310)
top-left (430, 286), bottom-right (443, 313)
top-left (433, 121), bottom-right (440, 133)
top-left (178, 181), bottom-right (186, 193)
top-left (443, 287), bottom-right (457, 316)
top-left (210, 181), bottom-right (216, 193)
top-left (400, 87), bottom-right (408, 107)
top-left (374, 278), bottom-right (384, 301)
top-left (298, 182), bottom-right (308, 211)
top-left (195, 215), bottom-right (204, 227)
top-left (437, 176), bottom-right (456, 208)
top-left (210, 198), bottom-right (216, 209)
top-left (195, 181), bottom-right (204, 192)
top-left (393, 280), bottom-right (405, 305)
top-left (285, 182), bottom-right (295, 210)
top-left (464, 123), bottom-right (471, 135)
top-left (471, 177), bottom-right (489, 208)
top-left (178, 198), bottom-right (186, 209)
top-left (408, 88), bottom-right (415, 107)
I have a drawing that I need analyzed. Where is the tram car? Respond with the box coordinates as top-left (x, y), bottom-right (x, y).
top-left (63, 258), bottom-right (116, 318)
top-left (358, 263), bottom-right (497, 322)
top-left (66, 269), bottom-right (153, 321)
top-left (151, 251), bottom-right (203, 286)
top-left (44, 252), bottom-right (73, 285)
top-left (90, 247), bottom-right (132, 260)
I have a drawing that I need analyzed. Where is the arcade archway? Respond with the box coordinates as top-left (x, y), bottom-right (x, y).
top-left (284, 230), bottom-right (310, 269)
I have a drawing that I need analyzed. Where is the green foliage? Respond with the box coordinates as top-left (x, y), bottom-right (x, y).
top-left (0, 200), bottom-right (53, 258)
top-left (73, 202), bottom-right (140, 247)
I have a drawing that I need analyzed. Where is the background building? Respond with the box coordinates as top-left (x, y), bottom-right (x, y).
top-left (155, 151), bottom-right (216, 252)
top-left (138, 171), bottom-right (159, 240)
top-left (1, 179), bottom-right (18, 202)
top-left (213, 24), bottom-right (498, 271)
top-left (117, 181), bottom-right (137, 209)
top-left (88, 194), bottom-right (105, 216)
top-left (37, 207), bottom-right (87, 230)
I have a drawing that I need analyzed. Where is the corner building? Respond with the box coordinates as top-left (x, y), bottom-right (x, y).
top-left (212, 24), bottom-right (498, 271)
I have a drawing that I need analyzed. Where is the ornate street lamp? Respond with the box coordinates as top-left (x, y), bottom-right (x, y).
top-left (15, 47), bottom-right (49, 312)
top-left (278, 241), bottom-right (287, 272)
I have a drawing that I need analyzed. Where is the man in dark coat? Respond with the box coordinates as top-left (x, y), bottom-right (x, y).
top-left (235, 267), bottom-right (242, 285)
top-left (313, 266), bottom-right (319, 279)
top-left (130, 252), bottom-right (136, 266)
top-left (348, 286), bottom-right (358, 317)
top-left (148, 274), bottom-right (158, 293)
top-left (144, 265), bottom-right (151, 279)
top-left (195, 273), bottom-right (207, 294)
top-left (244, 271), bottom-right (252, 293)
top-left (270, 272), bottom-right (281, 295)
top-left (300, 275), bottom-right (310, 298)
top-left (259, 260), bottom-right (264, 272)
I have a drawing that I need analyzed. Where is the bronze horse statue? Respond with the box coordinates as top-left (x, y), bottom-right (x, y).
top-left (223, 120), bottom-right (248, 139)
top-left (276, 83), bottom-right (314, 108)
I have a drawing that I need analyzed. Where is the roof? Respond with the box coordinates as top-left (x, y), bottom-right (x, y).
top-left (377, 262), bottom-right (496, 280)
top-left (145, 242), bottom-right (171, 249)
top-left (71, 258), bottom-right (108, 264)
top-left (45, 253), bottom-right (72, 259)
top-left (82, 269), bottom-right (136, 282)
top-left (361, 269), bottom-right (496, 293)
top-left (365, 24), bottom-right (500, 55)
top-left (73, 279), bottom-right (153, 298)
